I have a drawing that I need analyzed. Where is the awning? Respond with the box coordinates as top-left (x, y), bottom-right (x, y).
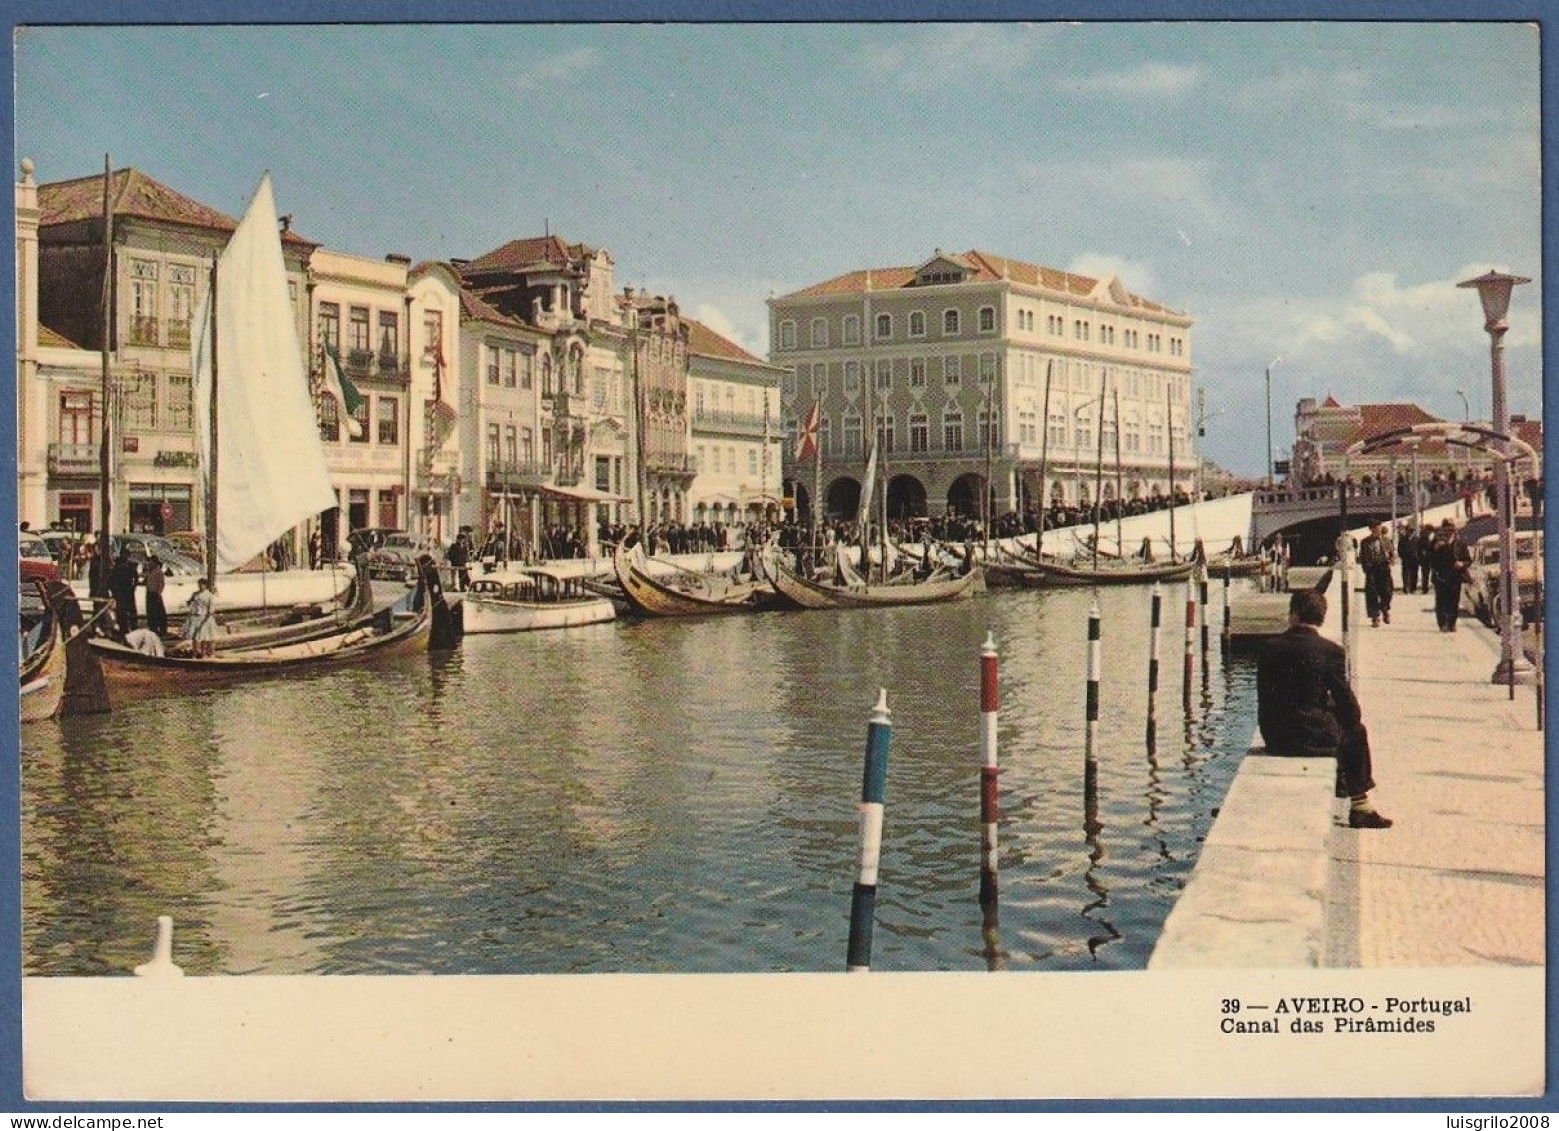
top-left (539, 483), bottom-right (629, 504)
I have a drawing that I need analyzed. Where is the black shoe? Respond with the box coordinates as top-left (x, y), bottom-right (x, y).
top-left (1382, 611), bottom-right (1390, 624)
top-left (1349, 809), bottom-right (1394, 829)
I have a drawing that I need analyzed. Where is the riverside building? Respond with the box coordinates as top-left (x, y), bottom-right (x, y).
top-left (769, 249), bottom-right (1196, 525)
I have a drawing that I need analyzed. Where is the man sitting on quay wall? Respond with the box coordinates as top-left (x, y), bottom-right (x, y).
top-left (1256, 588), bottom-right (1393, 830)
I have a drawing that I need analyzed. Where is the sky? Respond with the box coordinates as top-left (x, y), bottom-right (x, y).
top-left (12, 19), bottom-right (1543, 476)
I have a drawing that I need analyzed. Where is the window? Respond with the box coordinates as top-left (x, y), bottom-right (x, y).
top-left (596, 455), bottom-right (612, 492)
top-left (58, 392), bottom-right (94, 446)
top-left (876, 359), bottom-right (892, 390)
top-left (379, 311), bottom-right (399, 361)
top-left (980, 409), bottom-right (998, 449)
top-left (842, 315), bottom-right (860, 346)
top-left (876, 313), bottom-right (892, 339)
top-left (1075, 422), bottom-right (1091, 450)
top-left (778, 320), bottom-right (796, 350)
top-left (909, 413), bottom-right (929, 453)
top-left (505, 425), bottom-right (518, 467)
top-left (378, 396), bottom-right (399, 445)
top-left (521, 427), bottom-right (535, 465)
top-left (843, 415), bottom-right (862, 455)
top-left (540, 354), bottom-right (553, 396)
top-left (943, 355), bottom-right (961, 385)
top-left (782, 369), bottom-right (795, 396)
top-left (487, 347), bottom-right (500, 385)
top-left (319, 394), bottom-right (340, 443)
top-left (819, 418), bottom-right (832, 456)
top-left (168, 266), bottom-right (195, 348)
top-left (487, 424), bottom-right (501, 467)
top-left (349, 306), bottom-right (370, 353)
top-left (943, 411), bottom-right (964, 452)
top-left (909, 311), bottom-right (926, 337)
top-left (318, 302), bottom-right (342, 356)
top-left (518, 350), bottom-right (533, 390)
top-left (810, 318), bottom-right (828, 348)
top-left (505, 350), bottom-right (520, 388)
top-left (121, 372), bottom-right (157, 429)
top-left (980, 353), bottom-right (997, 384)
top-left (879, 415), bottom-right (895, 454)
top-left (979, 306), bottom-right (995, 333)
top-left (844, 361), bottom-right (860, 393)
top-left (909, 358), bottom-right (926, 388)
top-left (943, 309), bottom-right (960, 335)
top-left (165, 374), bottom-right (192, 432)
top-left (747, 449), bottom-right (759, 475)
top-left (128, 259), bottom-right (158, 346)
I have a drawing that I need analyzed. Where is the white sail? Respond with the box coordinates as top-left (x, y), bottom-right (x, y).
top-left (855, 437), bottom-right (879, 529)
top-left (192, 175), bottom-right (337, 574)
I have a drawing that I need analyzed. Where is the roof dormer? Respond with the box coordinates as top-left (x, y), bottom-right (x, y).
top-left (912, 250), bottom-right (974, 287)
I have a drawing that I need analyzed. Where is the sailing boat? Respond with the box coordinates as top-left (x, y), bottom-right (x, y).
top-left (90, 174), bottom-right (434, 686)
top-left (987, 370), bottom-right (1191, 588)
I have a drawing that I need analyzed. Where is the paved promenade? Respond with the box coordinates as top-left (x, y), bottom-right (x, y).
top-left (1324, 581), bottom-right (1546, 967)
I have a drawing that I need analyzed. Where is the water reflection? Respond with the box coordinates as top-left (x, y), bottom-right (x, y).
top-left (22, 584), bottom-right (1262, 976)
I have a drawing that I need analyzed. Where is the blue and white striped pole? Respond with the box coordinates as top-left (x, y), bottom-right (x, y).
top-left (979, 633), bottom-right (1000, 908)
top-left (846, 688), bottom-right (892, 973)
top-left (1147, 582), bottom-right (1162, 743)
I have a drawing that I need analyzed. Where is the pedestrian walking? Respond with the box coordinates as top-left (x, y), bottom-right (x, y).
top-left (1359, 522), bottom-right (1395, 626)
top-left (1398, 523), bottom-right (1420, 594)
top-left (143, 554), bottom-right (168, 636)
top-left (1427, 519), bottom-right (1472, 632)
top-left (1257, 588), bottom-right (1392, 828)
top-left (308, 529), bottom-right (322, 570)
top-left (1416, 526), bottom-right (1434, 594)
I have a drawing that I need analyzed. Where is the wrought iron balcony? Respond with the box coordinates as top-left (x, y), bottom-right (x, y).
top-left (691, 410), bottom-right (770, 437)
top-left (485, 460), bottom-right (550, 491)
top-left (47, 443), bottom-right (101, 476)
top-left (128, 315), bottom-right (160, 347)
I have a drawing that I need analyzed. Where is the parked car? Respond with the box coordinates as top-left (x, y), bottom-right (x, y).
top-left (364, 531), bottom-right (445, 583)
top-left (347, 527), bottom-right (399, 559)
top-left (111, 533), bottom-right (204, 576)
top-left (19, 532), bottom-right (61, 583)
top-left (1467, 531), bottom-right (1543, 627)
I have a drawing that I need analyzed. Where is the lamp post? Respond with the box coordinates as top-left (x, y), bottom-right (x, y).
top-left (1456, 388), bottom-right (1473, 479)
top-left (1457, 269), bottom-right (1534, 686)
top-left (1264, 356), bottom-right (1282, 486)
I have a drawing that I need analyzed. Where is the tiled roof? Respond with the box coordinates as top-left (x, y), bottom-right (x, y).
top-left (686, 319), bottom-right (765, 366)
top-left (778, 248), bottom-right (1174, 312)
top-left (465, 235), bottom-right (592, 275)
top-left (458, 288), bottom-right (525, 328)
top-left (38, 168), bottom-right (314, 246)
top-left (1322, 395), bottom-right (1342, 407)
top-left (1512, 417), bottom-right (1543, 451)
top-left (1323, 402), bottom-right (1446, 454)
top-left (37, 323), bottom-right (81, 349)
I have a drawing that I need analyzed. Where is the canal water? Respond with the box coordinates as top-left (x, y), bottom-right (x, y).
top-left (20, 582), bottom-right (1261, 976)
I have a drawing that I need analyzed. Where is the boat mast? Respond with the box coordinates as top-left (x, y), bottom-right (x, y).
top-left (1036, 359), bottom-right (1052, 554)
top-left (1167, 382), bottom-right (1177, 563)
top-left (1092, 372), bottom-right (1107, 571)
top-left (983, 359), bottom-right (994, 562)
top-left (1113, 383), bottom-right (1125, 556)
top-left (95, 155), bottom-right (114, 598)
top-left (205, 251), bottom-right (219, 589)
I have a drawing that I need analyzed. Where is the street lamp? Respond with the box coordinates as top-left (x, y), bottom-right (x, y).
top-left (1265, 356), bottom-right (1282, 486)
top-left (1457, 268), bottom-right (1534, 686)
top-left (1455, 388), bottom-right (1473, 478)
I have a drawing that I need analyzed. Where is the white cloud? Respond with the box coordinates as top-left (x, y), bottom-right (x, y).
top-left (512, 47), bottom-right (602, 92)
top-left (1018, 155), bottom-right (1226, 231)
top-left (1233, 66), bottom-right (1490, 133)
top-left (862, 24), bottom-right (1055, 89)
top-left (691, 302), bottom-right (764, 357)
top-left (1065, 252), bottom-right (1159, 299)
top-left (1059, 62), bottom-right (1203, 99)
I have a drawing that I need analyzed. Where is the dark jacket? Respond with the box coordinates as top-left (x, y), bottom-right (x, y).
top-left (1257, 625), bottom-right (1360, 757)
top-left (1427, 534), bottom-right (1471, 585)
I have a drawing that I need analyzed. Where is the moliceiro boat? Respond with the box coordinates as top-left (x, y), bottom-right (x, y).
top-left (463, 568), bottom-right (616, 633)
top-left (764, 550), bottom-right (980, 610)
top-left (612, 540), bottom-right (774, 617)
top-left (19, 586), bottom-right (65, 724)
top-left (986, 550), bottom-right (1195, 588)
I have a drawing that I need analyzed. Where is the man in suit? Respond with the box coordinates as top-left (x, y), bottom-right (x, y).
top-left (1257, 588), bottom-right (1393, 829)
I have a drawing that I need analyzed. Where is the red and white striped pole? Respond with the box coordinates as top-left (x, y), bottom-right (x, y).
top-left (979, 632), bottom-right (999, 908)
top-left (1198, 565), bottom-right (1211, 659)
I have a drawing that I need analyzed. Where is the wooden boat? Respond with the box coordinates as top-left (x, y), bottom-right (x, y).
top-left (612, 540), bottom-right (773, 617)
top-left (765, 552), bottom-right (980, 610)
top-left (89, 584), bottom-right (432, 692)
top-left (985, 554), bottom-right (1196, 588)
top-left (19, 592), bottom-right (65, 723)
top-left (463, 568), bottom-right (616, 633)
top-left (152, 557), bottom-right (378, 655)
top-left (1203, 553), bottom-right (1267, 580)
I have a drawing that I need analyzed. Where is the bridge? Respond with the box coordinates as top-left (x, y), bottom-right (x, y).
top-left (1251, 481), bottom-right (1464, 561)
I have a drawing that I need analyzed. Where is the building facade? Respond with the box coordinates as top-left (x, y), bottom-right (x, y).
top-left (27, 165), bottom-right (317, 545)
top-left (406, 262), bottom-right (465, 547)
top-left (686, 319), bottom-right (785, 526)
top-left (623, 291), bottom-right (694, 525)
top-left (307, 247), bottom-right (412, 554)
top-left (770, 249), bottom-right (1196, 525)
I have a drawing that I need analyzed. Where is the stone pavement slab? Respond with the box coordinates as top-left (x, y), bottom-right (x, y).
top-left (1326, 584), bottom-right (1545, 967)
